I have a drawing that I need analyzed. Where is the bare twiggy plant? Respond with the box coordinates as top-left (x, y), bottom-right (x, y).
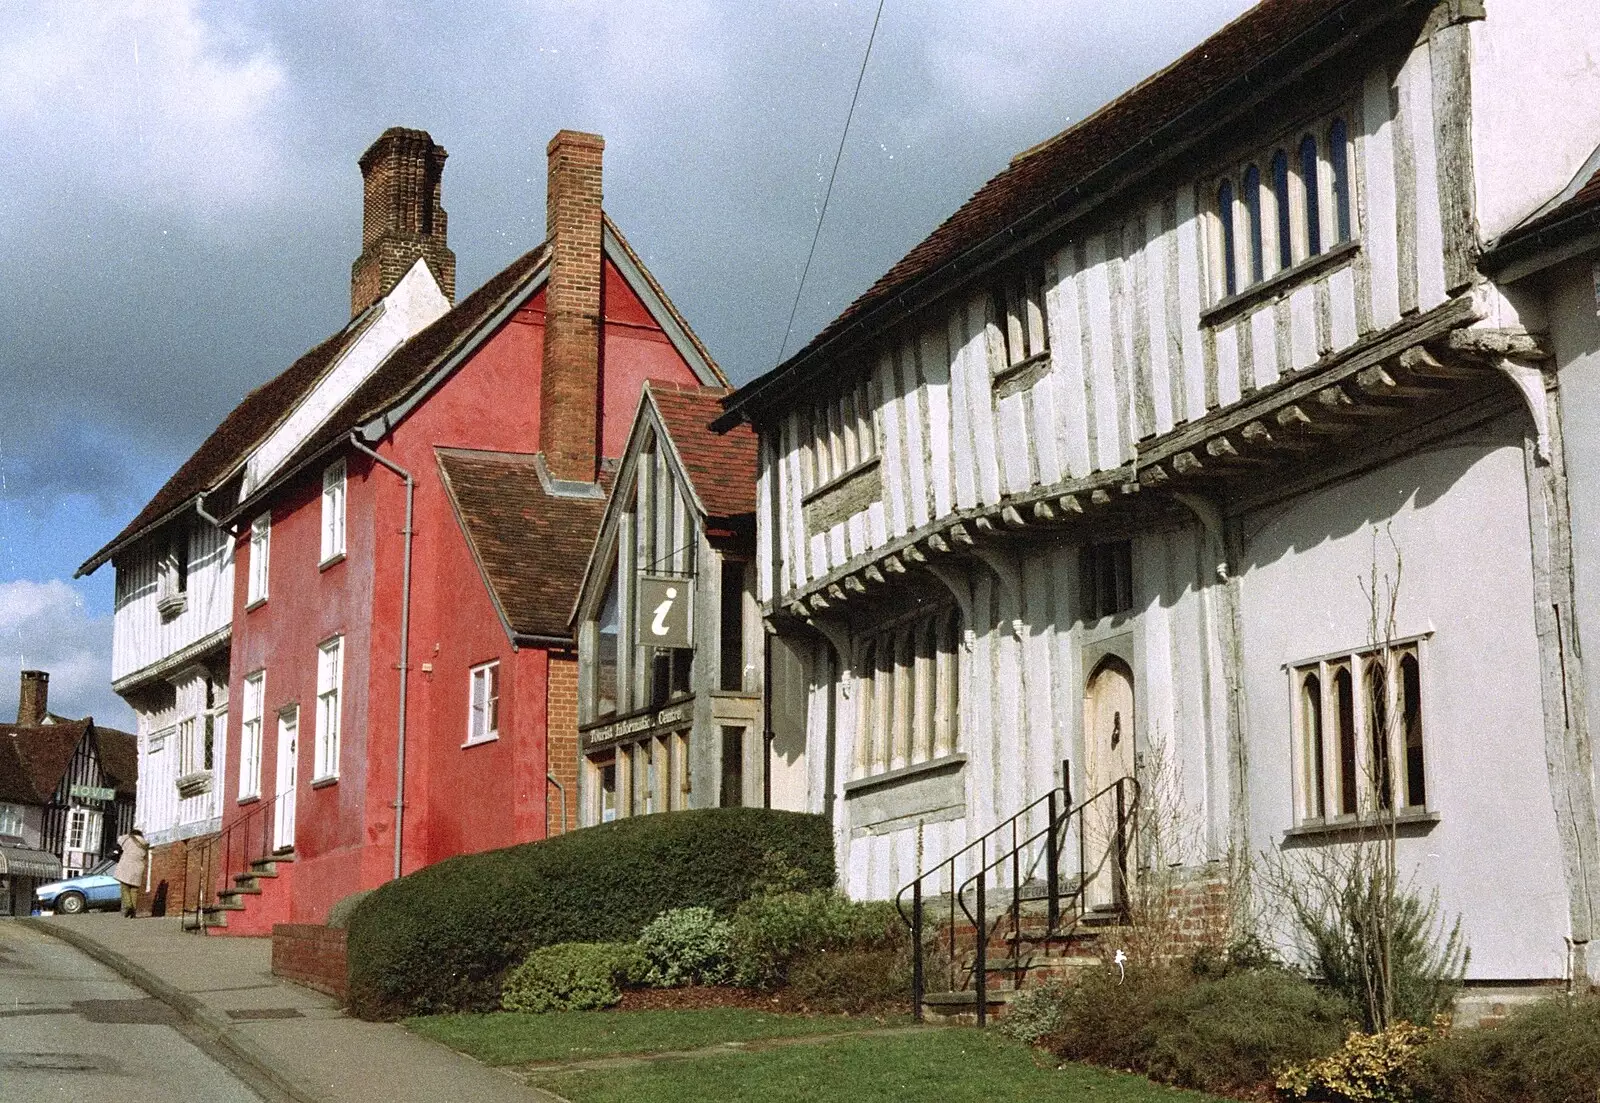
top-left (1261, 526), bottom-right (1467, 1030)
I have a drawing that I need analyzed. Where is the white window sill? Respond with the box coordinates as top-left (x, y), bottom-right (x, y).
top-left (462, 733), bottom-right (500, 748)
top-left (246, 597), bottom-right (268, 612)
top-left (319, 552), bottom-right (346, 572)
top-left (1284, 808), bottom-right (1439, 841)
top-left (842, 752), bottom-right (967, 797)
top-left (237, 793), bottom-right (261, 806)
top-left (157, 593), bottom-right (188, 620)
top-left (311, 775), bottom-right (339, 789)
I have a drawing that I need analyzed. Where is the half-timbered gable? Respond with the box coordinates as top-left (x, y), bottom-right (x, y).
top-left (722, 0), bottom-right (1600, 988)
top-left (572, 382), bottom-right (787, 823)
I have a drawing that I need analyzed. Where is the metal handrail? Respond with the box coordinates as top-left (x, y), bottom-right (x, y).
top-left (181, 790), bottom-right (292, 932)
top-left (896, 774), bottom-right (1140, 1024)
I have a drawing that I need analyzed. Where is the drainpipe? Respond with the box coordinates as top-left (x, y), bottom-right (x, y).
top-left (547, 773), bottom-right (568, 834)
top-left (348, 433), bottom-right (415, 881)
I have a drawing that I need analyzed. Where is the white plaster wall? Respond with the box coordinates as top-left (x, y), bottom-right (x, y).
top-left (1472, 0), bottom-right (1600, 239)
top-left (1236, 434), bottom-right (1571, 979)
top-left (111, 524), bottom-right (232, 684)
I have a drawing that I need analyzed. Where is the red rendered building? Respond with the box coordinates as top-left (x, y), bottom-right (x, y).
top-left (184, 129), bottom-right (722, 932)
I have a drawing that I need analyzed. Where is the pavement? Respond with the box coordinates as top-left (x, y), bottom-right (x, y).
top-left (18, 913), bottom-right (565, 1103)
top-left (0, 920), bottom-right (261, 1102)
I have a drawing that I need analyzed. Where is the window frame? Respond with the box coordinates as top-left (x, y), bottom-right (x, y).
top-left (799, 376), bottom-right (879, 497)
top-left (313, 637), bottom-right (343, 782)
top-left (467, 660), bottom-right (501, 746)
top-left (320, 459), bottom-right (347, 566)
top-left (247, 513), bottom-right (271, 607)
top-left (239, 671), bottom-right (265, 801)
top-left (0, 802), bottom-right (23, 837)
top-left (1204, 108), bottom-right (1359, 316)
top-left (1289, 636), bottom-right (1432, 832)
top-left (851, 604), bottom-right (963, 780)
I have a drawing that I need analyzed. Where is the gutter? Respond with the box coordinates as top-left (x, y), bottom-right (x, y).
top-left (713, 0), bottom-right (1427, 431)
top-left (1480, 206), bottom-right (1600, 283)
top-left (347, 433), bottom-right (416, 882)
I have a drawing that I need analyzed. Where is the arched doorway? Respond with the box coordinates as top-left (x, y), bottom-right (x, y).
top-left (1081, 657), bottom-right (1136, 912)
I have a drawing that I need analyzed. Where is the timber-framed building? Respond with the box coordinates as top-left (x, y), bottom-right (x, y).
top-left (718, 0), bottom-right (1600, 985)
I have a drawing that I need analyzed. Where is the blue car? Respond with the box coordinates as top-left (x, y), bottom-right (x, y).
top-left (35, 858), bottom-right (122, 915)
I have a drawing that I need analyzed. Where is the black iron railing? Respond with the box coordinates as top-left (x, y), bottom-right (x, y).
top-left (895, 773), bottom-right (1140, 1024)
top-left (181, 790), bottom-right (292, 932)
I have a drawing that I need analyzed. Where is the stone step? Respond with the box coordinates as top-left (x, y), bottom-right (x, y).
top-left (923, 989), bottom-right (1014, 1008)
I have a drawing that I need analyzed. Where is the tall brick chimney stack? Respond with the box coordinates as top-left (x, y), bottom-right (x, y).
top-left (541, 129), bottom-right (606, 483)
top-left (350, 127), bottom-right (457, 318)
top-left (17, 670), bottom-right (47, 727)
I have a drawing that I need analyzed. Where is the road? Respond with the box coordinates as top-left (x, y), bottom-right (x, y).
top-left (0, 920), bottom-right (266, 1102)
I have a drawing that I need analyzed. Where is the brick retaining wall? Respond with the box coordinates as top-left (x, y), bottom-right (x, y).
top-left (139, 834), bottom-right (220, 918)
top-left (271, 923), bottom-right (348, 1003)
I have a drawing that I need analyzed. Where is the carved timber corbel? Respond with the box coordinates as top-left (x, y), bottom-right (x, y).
top-left (1496, 358), bottom-right (1554, 464)
top-left (970, 546), bottom-right (1025, 638)
top-left (1172, 492), bottom-right (1230, 581)
top-left (806, 615), bottom-right (854, 697)
top-left (924, 561), bottom-right (976, 652)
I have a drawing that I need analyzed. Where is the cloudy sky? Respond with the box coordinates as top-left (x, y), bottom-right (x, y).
top-left (0, 0), bottom-right (1257, 725)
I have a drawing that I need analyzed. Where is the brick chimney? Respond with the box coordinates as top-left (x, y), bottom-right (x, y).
top-left (350, 127), bottom-right (457, 317)
top-left (17, 670), bottom-right (47, 727)
top-left (541, 130), bottom-right (606, 483)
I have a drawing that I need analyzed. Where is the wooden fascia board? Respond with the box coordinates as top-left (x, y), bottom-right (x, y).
top-left (357, 264), bottom-right (550, 444)
top-left (601, 225), bottom-right (724, 388)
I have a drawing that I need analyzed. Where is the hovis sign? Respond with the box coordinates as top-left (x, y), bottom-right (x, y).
top-left (638, 575), bottom-right (692, 649)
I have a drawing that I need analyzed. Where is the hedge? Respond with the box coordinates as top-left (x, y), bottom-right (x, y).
top-left (346, 807), bottom-right (833, 1019)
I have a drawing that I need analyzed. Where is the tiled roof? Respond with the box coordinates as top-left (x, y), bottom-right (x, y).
top-left (647, 383), bottom-right (757, 522)
top-left (722, 0), bottom-right (1407, 424)
top-left (78, 313), bottom-right (380, 576)
top-left (436, 449), bottom-right (614, 642)
top-left (0, 720), bottom-right (89, 805)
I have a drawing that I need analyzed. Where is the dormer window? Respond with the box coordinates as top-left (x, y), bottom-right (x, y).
top-left (1210, 114), bottom-right (1356, 303)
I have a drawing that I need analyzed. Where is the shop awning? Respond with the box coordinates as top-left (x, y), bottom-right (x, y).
top-left (0, 844), bottom-right (62, 880)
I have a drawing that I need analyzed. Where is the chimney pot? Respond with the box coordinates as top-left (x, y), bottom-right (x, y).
top-left (541, 129), bottom-right (606, 483)
top-left (350, 127), bottom-right (457, 317)
top-left (17, 670), bottom-right (48, 727)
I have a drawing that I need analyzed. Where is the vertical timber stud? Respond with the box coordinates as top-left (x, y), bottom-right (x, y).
top-left (1520, 373), bottom-right (1600, 985)
top-left (1173, 492), bottom-right (1250, 861)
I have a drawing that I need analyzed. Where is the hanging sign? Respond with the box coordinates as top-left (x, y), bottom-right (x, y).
top-left (637, 575), bottom-right (692, 649)
top-left (69, 784), bottom-right (116, 803)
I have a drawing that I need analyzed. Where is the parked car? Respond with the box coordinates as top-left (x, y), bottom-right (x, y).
top-left (35, 858), bottom-right (121, 914)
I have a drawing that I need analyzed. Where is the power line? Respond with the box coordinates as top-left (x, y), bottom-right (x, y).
top-left (775, 0), bottom-right (888, 367)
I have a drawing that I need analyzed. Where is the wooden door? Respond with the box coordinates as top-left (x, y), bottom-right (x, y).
top-left (1081, 659), bottom-right (1135, 911)
top-left (274, 707), bottom-right (298, 852)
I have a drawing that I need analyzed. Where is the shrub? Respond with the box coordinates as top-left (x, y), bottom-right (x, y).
top-left (1407, 994), bottom-right (1600, 1103)
top-left (1042, 966), bottom-right (1189, 1073)
top-left (1042, 965), bottom-right (1351, 1095)
top-left (728, 889), bottom-right (902, 989)
top-left (1000, 979), bottom-right (1072, 1046)
top-left (346, 808), bottom-right (832, 1019)
top-left (787, 947), bottom-right (910, 1014)
top-left (1141, 968), bottom-right (1352, 1094)
top-left (637, 907), bottom-right (733, 987)
top-left (500, 942), bottom-right (647, 1013)
top-left (1277, 1019), bottom-right (1435, 1102)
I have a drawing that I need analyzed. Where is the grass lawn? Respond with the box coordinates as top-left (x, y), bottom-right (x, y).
top-left (527, 1028), bottom-right (1227, 1103)
top-left (406, 1008), bottom-right (903, 1066)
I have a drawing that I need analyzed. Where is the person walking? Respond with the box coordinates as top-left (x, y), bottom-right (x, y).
top-left (113, 827), bottom-right (148, 918)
